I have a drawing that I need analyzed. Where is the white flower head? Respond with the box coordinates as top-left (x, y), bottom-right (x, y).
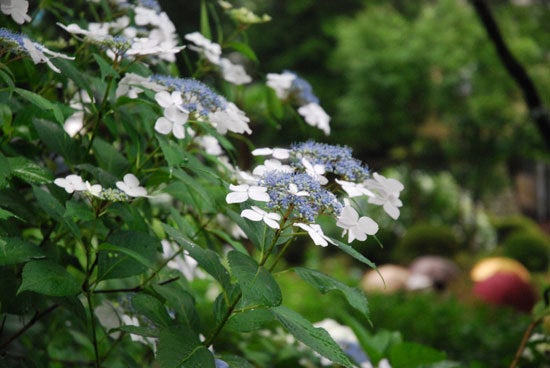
top-left (297, 102), bottom-right (331, 136)
top-left (294, 223), bottom-right (333, 247)
top-left (219, 57), bottom-right (252, 85)
top-left (21, 38), bottom-right (74, 73)
top-left (226, 184), bottom-right (270, 204)
top-left (364, 172), bottom-right (404, 220)
top-left (116, 174), bottom-right (148, 198)
top-left (184, 32), bottom-right (222, 64)
top-left (336, 205), bottom-right (378, 243)
top-left (241, 206), bottom-right (281, 229)
top-left (1, 0), bottom-right (31, 24)
top-left (54, 174), bottom-right (87, 193)
top-left (209, 101), bottom-right (251, 135)
top-left (302, 158), bottom-right (328, 185)
top-left (266, 72), bottom-right (296, 99)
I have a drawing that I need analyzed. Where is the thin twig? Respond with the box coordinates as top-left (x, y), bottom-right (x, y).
top-left (510, 318), bottom-right (541, 368)
top-left (0, 304), bottom-right (59, 351)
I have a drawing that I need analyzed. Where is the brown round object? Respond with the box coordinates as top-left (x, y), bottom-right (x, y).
top-left (470, 257), bottom-right (530, 283)
top-left (361, 264), bottom-right (410, 293)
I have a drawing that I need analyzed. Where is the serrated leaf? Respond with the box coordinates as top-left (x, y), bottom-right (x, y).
top-left (294, 267), bottom-right (369, 318)
top-left (132, 293), bottom-right (172, 327)
top-left (226, 308), bottom-right (274, 332)
top-left (227, 250), bottom-right (281, 308)
top-left (92, 53), bottom-right (120, 81)
top-left (0, 66), bottom-right (15, 91)
top-left (18, 260), bottom-right (81, 296)
top-left (97, 230), bottom-right (158, 281)
top-left (271, 306), bottom-right (354, 367)
top-left (7, 157), bottom-right (53, 184)
top-left (33, 186), bottom-right (80, 237)
top-left (15, 88), bottom-right (63, 124)
top-left (0, 237), bottom-right (45, 266)
top-left (157, 135), bottom-right (186, 167)
top-left (157, 325), bottom-right (215, 368)
top-left (92, 137), bottom-right (128, 175)
top-left (153, 283), bottom-right (200, 332)
top-left (162, 224), bottom-right (231, 290)
top-left (33, 119), bottom-right (79, 163)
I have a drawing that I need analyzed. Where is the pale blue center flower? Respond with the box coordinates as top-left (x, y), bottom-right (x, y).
top-left (260, 171), bottom-right (341, 222)
top-left (152, 75), bottom-right (227, 116)
top-left (285, 70), bottom-right (320, 105)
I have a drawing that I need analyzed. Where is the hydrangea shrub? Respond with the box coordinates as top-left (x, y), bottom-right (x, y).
top-left (0, 1), bottom-right (406, 367)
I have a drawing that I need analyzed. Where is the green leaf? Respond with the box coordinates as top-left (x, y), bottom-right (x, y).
top-left (226, 42), bottom-right (258, 63)
top-left (132, 293), bottom-right (172, 327)
top-left (97, 230), bottom-right (159, 281)
top-left (163, 224), bottom-right (231, 291)
top-left (0, 237), bottom-right (45, 266)
top-left (226, 308), bottom-right (275, 332)
top-left (33, 119), bottom-right (79, 162)
top-left (118, 325), bottom-right (160, 338)
top-left (33, 186), bottom-right (80, 237)
top-left (271, 306), bottom-right (354, 367)
top-left (0, 207), bottom-right (20, 220)
top-left (7, 157), bottom-right (53, 184)
top-left (15, 88), bottom-right (64, 124)
top-left (200, 0), bottom-right (212, 40)
top-left (0, 152), bottom-right (12, 188)
top-left (92, 137), bottom-right (128, 175)
top-left (18, 260), bottom-right (81, 296)
top-left (157, 325), bottom-right (215, 368)
top-left (92, 53), bottom-right (120, 81)
top-left (331, 238), bottom-right (377, 269)
top-left (157, 135), bottom-right (186, 167)
top-left (294, 267), bottom-right (369, 318)
top-left (218, 355), bottom-right (255, 368)
top-left (50, 58), bottom-right (93, 98)
top-left (153, 283), bottom-right (200, 332)
top-left (226, 209), bottom-right (272, 251)
top-left (0, 65), bottom-right (15, 91)
top-left (389, 342), bottom-right (447, 368)
top-left (227, 250), bottom-right (282, 308)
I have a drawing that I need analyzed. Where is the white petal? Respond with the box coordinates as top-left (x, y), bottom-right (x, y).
top-left (241, 209), bottom-right (263, 221)
top-left (154, 117), bottom-right (173, 135)
top-left (383, 203), bottom-right (400, 220)
top-left (226, 191), bottom-right (249, 204)
top-left (357, 216), bottom-right (379, 235)
top-left (155, 91), bottom-right (173, 108)
top-left (172, 123), bottom-right (186, 139)
top-left (123, 174), bottom-right (140, 187)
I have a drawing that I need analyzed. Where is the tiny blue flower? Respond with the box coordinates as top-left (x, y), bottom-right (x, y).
top-left (290, 141), bottom-right (370, 182)
top-left (261, 171), bottom-right (341, 222)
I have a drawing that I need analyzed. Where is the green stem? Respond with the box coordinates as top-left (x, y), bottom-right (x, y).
top-left (85, 291), bottom-right (100, 368)
top-left (86, 55), bottom-right (119, 153)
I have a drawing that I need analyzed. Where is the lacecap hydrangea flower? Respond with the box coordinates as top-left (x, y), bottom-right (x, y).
top-left (226, 141), bottom-right (403, 246)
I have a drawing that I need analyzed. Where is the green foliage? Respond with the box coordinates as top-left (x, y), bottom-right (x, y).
top-left (501, 230), bottom-right (550, 272)
top-left (394, 223), bottom-right (461, 262)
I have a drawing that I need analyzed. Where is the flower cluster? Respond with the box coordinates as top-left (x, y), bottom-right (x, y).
top-left (58, 0), bottom-right (183, 62)
top-left (54, 173), bottom-right (148, 201)
top-left (0, 28), bottom-right (74, 73)
top-left (185, 32), bottom-right (252, 85)
top-left (226, 141), bottom-right (404, 246)
top-left (267, 71), bottom-right (331, 135)
top-left (118, 73), bottom-right (252, 139)
top-left (1, 0), bottom-right (31, 24)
